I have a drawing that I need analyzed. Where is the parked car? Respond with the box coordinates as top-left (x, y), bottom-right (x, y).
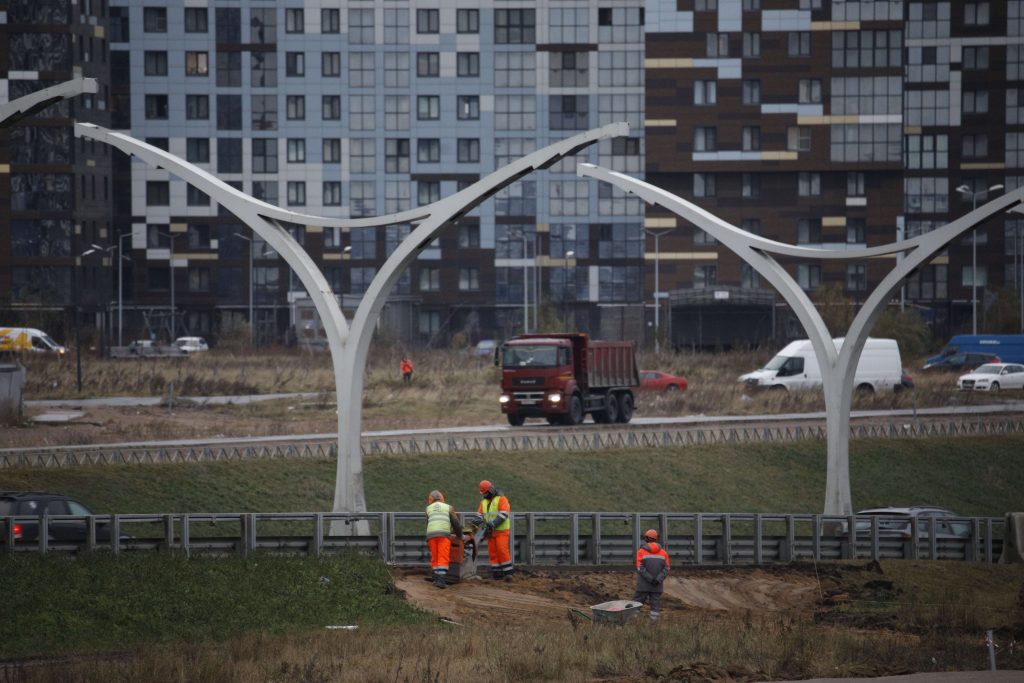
top-left (473, 339), bottom-right (498, 357)
top-left (926, 334), bottom-right (1024, 367)
top-left (0, 491), bottom-right (115, 545)
top-left (128, 339), bottom-right (155, 355)
top-left (922, 351), bottom-right (1000, 372)
top-left (739, 338), bottom-right (903, 393)
top-left (639, 370), bottom-right (688, 393)
top-left (842, 506), bottom-right (971, 540)
top-left (958, 363), bottom-right (1024, 392)
top-left (174, 336), bottom-right (209, 354)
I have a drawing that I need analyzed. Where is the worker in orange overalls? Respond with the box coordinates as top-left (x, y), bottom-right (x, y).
top-left (425, 490), bottom-right (460, 589)
top-left (633, 528), bottom-right (671, 622)
top-left (477, 480), bottom-right (513, 580)
top-left (400, 356), bottom-right (413, 383)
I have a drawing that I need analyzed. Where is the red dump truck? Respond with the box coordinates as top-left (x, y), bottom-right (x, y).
top-left (496, 333), bottom-right (640, 426)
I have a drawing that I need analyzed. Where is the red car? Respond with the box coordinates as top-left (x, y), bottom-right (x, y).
top-left (639, 370), bottom-right (688, 393)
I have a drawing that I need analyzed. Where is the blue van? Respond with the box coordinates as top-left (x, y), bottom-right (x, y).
top-left (925, 335), bottom-right (1024, 367)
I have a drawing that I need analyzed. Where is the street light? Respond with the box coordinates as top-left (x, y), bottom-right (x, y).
top-left (956, 183), bottom-right (1003, 334)
top-left (563, 250), bottom-right (575, 331)
top-left (156, 230), bottom-right (185, 341)
top-left (644, 227), bottom-right (677, 354)
top-left (85, 233), bottom-right (133, 348)
top-left (233, 233), bottom-right (256, 345)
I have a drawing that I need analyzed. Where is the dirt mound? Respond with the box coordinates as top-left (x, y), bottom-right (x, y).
top-left (393, 566), bottom-right (821, 625)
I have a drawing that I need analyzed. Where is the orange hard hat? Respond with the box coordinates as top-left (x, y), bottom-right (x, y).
top-left (427, 490), bottom-right (444, 503)
top-left (642, 529), bottom-right (659, 541)
top-left (479, 480), bottom-right (493, 495)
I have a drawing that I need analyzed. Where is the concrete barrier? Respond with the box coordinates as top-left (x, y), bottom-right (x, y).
top-left (0, 362), bottom-right (26, 421)
top-left (999, 513), bottom-right (1024, 563)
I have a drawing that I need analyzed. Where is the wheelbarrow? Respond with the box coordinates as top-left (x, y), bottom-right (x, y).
top-left (590, 599), bottom-right (643, 624)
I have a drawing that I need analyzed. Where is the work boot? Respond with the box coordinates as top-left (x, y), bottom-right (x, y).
top-left (433, 574), bottom-right (448, 589)
top-left (491, 569), bottom-right (503, 580)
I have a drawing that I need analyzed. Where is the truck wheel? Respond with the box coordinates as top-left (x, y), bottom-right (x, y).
top-left (604, 394), bottom-right (619, 423)
top-left (591, 409), bottom-right (609, 424)
top-left (616, 392), bottom-right (634, 423)
top-left (507, 413), bottom-right (525, 427)
top-left (562, 394), bottom-right (583, 425)
top-left (546, 416), bottom-right (561, 425)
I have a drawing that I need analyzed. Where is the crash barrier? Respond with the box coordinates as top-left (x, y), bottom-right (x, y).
top-left (3, 416), bottom-right (1024, 470)
top-left (1, 511), bottom-right (1004, 565)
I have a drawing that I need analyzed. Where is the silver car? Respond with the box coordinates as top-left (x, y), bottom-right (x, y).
top-left (847, 506), bottom-right (971, 539)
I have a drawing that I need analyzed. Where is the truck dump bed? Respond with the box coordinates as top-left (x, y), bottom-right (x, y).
top-left (584, 340), bottom-right (639, 389)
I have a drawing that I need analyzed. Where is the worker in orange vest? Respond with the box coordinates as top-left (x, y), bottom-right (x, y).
top-left (425, 490), bottom-right (460, 589)
top-left (633, 528), bottom-right (670, 622)
top-left (400, 356), bottom-right (413, 383)
top-left (477, 480), bottom-right (513, 580)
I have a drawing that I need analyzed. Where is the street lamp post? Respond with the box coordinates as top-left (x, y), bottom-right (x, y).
top-left (156, 230), bottom-right (184, 341)
top-left (956, 184), bottom-right (1003, 334)
top-left (117, 231), bottom-right (131, 347)
top-left (644, 228), bottom-right (676, 354)
top-left (563, 250), bottom-right (574, 331)
top-left (233, 233), bottom-right (255, 345)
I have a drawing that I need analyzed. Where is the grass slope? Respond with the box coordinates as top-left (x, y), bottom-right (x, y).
top-left (0, 552), bottom-right (424, 660)
top-left (1, 435), bottom-right (1022, 516)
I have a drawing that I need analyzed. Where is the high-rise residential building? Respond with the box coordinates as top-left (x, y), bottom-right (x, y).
top-left (645, 0), bottom-right (1023, 348)
top-left (0, 0), bottom-right (113, 344)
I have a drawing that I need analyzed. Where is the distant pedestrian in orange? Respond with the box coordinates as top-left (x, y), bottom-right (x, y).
top-left (477, 480), bottom-right (513, 580)
top-left (400, 356), bottom-right (413, 383)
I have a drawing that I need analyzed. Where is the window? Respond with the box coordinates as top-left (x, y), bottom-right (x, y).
top-left (418, 181), bottom-right (440, 206)
top-left (217, 95), bottom-right (241, 130)
top-left (285, 52), bottom-right (304, 77)
top-left (322, 8), bottom-right (340, 34)
top-left (286, 138), bottom-right (306, 163)
top-left (457, 52), bottom-right (480, 77)
top-left (252, 139), bottom-right (278, 173)
top-left (597, 50), bottom-right (640, 88)
top-left (962, 134), bottom-right (988, 159)
top-left (798, 218), bottom-right (822, 243)
top-left (904, 177), bottom-right (949, 214)
top-left (251, 52), bottom-right (276, 87)
top-left (694, 173), bottom-right (716, 197)
top-left (322, 52), bottom-right (341, 77)
top-left (215, 7), bottom-right (240, 42)
top-left (252, 181), bottom-right (278, 205)
top-left (384, 8), bottom-right (409, 44)
top-left (788, 32), bottom-right (811, 57)
top-left (285, 8), bottom-right (304, 33)
top-left (550, 181), bottom-right (589, 216)
top-left (185, 51), bottom-right (208, 76)
top-left (741, 264), bottom-right (760, 289)
top-left (1010, 88), bottom-right (1024, 126)
top-left (693, 127), bottom-right (717, 152)
top-left (144, 94), bottom-right (168, 120)
top-left (457, 9), bottom-right (479, 34)
top-left (742, 80), bottom-right (760, 105)
top-left (384, 52), bottom-right (410, 87)
top-left (185, 8), bottom-right (208, 33)
top-left (598, 265), bottom-right (642, 303)
top-left (385, 138), bottom-right (410, 173)
top-left (385, 185), bottom-right (410, 214)
top-left (189, 267), bottom-right (210, 292)
top-left (496, 52), bottom-right (536, 88)
top-left (743, 32), bottom-right (761, 57)
top-left (417, 9), bottom-right (439, 34)
top-left (597, 7), bottom-right (643, 43)
top-left (286, 95), bottom-right (305, 120)
top-left (186, 94), bottom-right (209, 120)
top-left (742, 173), bottom-right (760, 198)
top-left (417, 96), bottom-right (440, 120)
top-left (694, 265), bottom-right (717, 289)
top-left (696, 0), bottom-right (718, 10)
top-left (832, 30), bottom-right (902, 68)
top-left (906, 90), bottom-right (950, 126)
top-left (798, 172), bottom-right (821, 196)
top-left (146, 181), bottom-right (169, 206)
top-left (495, 95), bottom-right (536, 130)
top-left (217, 138), bottom-right (242, 173)
top-left (350, 139), bottom-right (375, 173)
top-left (287, 181), bottom-right (306, 206)
top-left (787, 126), bottom-right (811, 152)
top-left (417, 52), bottom-right (439, 77)
top-left (706, 33), bottom-right (729, 57)
top-left (186, 138), bottom-right (209, 163)
top-left (963, 90), bottom-right (988, 114)
top-left (322, 95), bottom-right (341, 121)
top-left (348, 8), bottom-right (374, 43)
top-left (550, 95), bottom-right (588, 130)
top-left (798, 79), bottom-right (822, 104)
top-left (846, 264), bottom-right (866, 292)
top-left (848, 172), bottom-right (865, 196)
top-left (349, 52), bottom-right (375, 87)
top-left (965, 2), bottom-right (990, 26)
top-left (417, 138), bottom-right (440, 164)
top-left (550, 223), bottom-right (588, 259)
top-left (906, 264), bottom-right (947, 300)
top-left (742, 126), bottom-right (760, 151)
top-left (250, 8), bottom-right (276, 42)
top-left (694, 80), bottom-right (717, 106)
top-left (742, 219), bottom-right (760, 235)
top-left (350, 228), bottom-right (376, 260)
top-left (323, 139), bottom-right (341, 164)
top-left (382, 95), bottom-right (407, 130)
top-left (847, 218), bottom-right (866, 243)
top-left (830, 76), bottom-right (902, 115)
top-left (251, 95), bottom-right (277, 130)
top-left (495, 9), bottom-right (536, 44)
top-left (216, 51), bottom-right (241, 87)
top-left (144, 7), bottom-right (166, 32)
top-left (144, 51), bottom-right (167, 76)
top-left (743, 0), bottom-right (761, 9)
top-left (419, 268), bottom-right (440, 292)
top-left (458, 268), bottom-right (480, 292)
top-left (963, 46), bottom-right (989, 70)
top-left (962, 266), bottom-right (988, 287)
top-left (797, 264), bottom-right (822, 290)
top-left (458, 138), bottom-right (480, 163)
top-left (904, 134), bottom-right (948, 169)
top-left (458, 96), bottom-right (480, 120)
top-left (551, 51), bottom-right (589, 87)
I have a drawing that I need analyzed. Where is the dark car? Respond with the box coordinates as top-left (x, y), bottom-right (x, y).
top-left (922, 352), bottom-right (1000, 372)
top-left (0, 491), bottom-right (113, 545)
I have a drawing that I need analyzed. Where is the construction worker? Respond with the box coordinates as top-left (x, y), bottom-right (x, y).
top-left (400, 356), bottom-right (413, 383)
top-left (425, 490), bottom-right (460, 589)
top-left (633, 528), bottom-right (670, 622)
top-left (477, 480), bottom-right (513, 580)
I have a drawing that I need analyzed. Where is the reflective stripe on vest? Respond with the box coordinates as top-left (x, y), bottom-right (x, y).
top-left (481, 496), bottom-right (510, 531)
top-left (426, 502), bottom-right (453, 536)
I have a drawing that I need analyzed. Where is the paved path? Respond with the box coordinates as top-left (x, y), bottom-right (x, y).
top-left (26, 392), bottom-right (324, 408)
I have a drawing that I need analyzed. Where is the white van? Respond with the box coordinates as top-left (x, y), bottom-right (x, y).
top-left (0, 327), bottom-right (66, 355)
top-left (739, 338), bottom-right (903, 393)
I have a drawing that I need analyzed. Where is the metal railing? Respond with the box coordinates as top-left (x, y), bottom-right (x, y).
top-left (4, 417), bottom-right (1023, 469)
top-left (1, 512), bottom-right (1005, 565)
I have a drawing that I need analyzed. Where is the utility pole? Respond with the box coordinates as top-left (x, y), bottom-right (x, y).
top-left (644, 227), bottom-right (676, 353)
top-left (956, 183), bottom-right (1003, 334)
top-left (563, 250), bottom-right (574, 331)
top-left (233, 233), bottom-right (255, 345)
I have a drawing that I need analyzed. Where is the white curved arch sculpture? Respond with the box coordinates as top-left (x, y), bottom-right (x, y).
top-left (579, 163), bottom-right (1024, 515)
top-left (74, 121), bottom-right (628, 531)
top-left (0, 77), bottom-right (97, 129)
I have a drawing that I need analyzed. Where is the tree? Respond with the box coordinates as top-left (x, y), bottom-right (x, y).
top-left (984, 287), bottom-right (1022, 333)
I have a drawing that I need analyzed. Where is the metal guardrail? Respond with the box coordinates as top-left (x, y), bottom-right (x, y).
top-left (3, 417), bottom-right (1023, 470)
top-left (1, 512), bottom-right (1005, 565)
